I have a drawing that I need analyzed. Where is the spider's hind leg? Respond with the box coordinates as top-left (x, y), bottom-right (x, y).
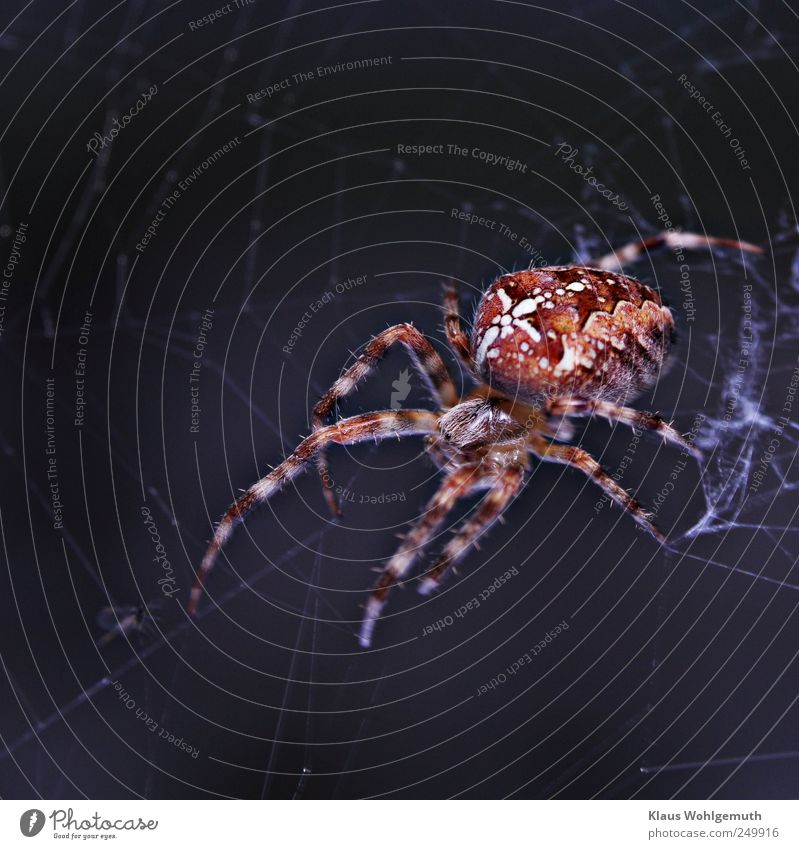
top-left (359, 463), bottom-right (485, 647)
top-left (548, 398), bottom-right (702, 460)
top-left (442, 282), bottom-right (475, 373)
top-left (591, 230), bottom-right (762, 272)
top-left (527, 432), bottom-right (665, 543)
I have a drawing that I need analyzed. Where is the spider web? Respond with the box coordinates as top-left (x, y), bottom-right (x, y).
top-left (1, 0), bottom-right (798, 801)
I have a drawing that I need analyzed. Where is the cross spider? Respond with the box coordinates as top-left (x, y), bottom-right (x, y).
top-left (189, 230), bottom-right (761, 646)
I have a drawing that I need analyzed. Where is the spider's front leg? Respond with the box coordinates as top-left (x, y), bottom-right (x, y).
top-left (188, 409), bottom-right (440, 617)
top-left (312, 323), bottom-right (458, 517)
top-left (358, 463), bottom-right (486, 647)
top-left (417, 465), bottom-right (525, 597)
top-left (548, 398), bottom-right (702, 460)
top-left (527, 432), bottom-right (665, 543)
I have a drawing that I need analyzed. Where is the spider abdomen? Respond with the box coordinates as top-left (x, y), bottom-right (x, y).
top-left (472, 266), bottom-right (675, 403)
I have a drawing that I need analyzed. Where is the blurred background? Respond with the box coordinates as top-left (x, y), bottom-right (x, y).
top-left (0, 0), bottom-right (798, 799)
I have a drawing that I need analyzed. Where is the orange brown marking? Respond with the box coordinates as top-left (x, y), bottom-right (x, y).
top-left (472, 267), bottom-right (674, 404)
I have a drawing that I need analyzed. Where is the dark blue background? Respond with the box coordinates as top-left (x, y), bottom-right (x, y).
top-left (0, 0), bottom-right (797, 799)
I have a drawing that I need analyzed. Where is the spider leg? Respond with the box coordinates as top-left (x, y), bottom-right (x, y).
top-left (442, 282), bottom-right (475, 372)
top-left (592, 230), bottom-right (762, 272)
top-left (417, 465), bottom-right (525, 597)
top-left (189, 409), bottom-right (440, 616)
top-left (527, 432), bottom-right (665, 543)
top-left (548, 398), bottom-right (702, 459)
top-left (312, 323), bottom-right (458, 517)
top-left (358, 464), bottom-right (486, 647)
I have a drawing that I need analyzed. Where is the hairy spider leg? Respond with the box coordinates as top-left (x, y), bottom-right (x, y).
top-left (592, 230), bottom-right (763, 272)
top-left (441, 282), bottom-right (475, 372)
top-left (358, 463), bottom-right (488, 647)
top-left (417, 465), bottom-right (526, 597)
top-left (527, 432), bottom-right (665, 543)
top-left (312, 323), bottom-right (459, 517)
top-left (188, 409), bottom-right (441, 616)
top-left (548, 398), bottom-right (703, 460)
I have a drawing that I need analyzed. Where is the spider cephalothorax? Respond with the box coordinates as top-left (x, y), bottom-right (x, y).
top-left (189, 231), bottom-right (761, 647)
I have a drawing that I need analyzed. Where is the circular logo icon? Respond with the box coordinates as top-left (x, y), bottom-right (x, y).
top-left (19, 810), bottom-right (46, 837)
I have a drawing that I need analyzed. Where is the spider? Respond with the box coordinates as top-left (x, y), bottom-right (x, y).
top-left (189, 230), bottom-right (761, 647)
